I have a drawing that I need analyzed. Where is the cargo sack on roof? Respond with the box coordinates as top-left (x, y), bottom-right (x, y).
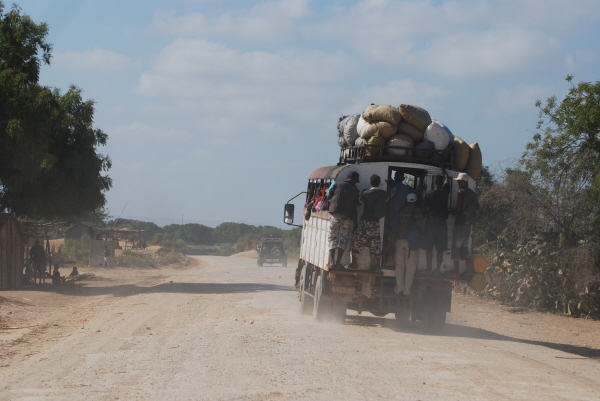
top-left (362, 104), bottom-right (402, 125)
top-left (464, 142), bottom-right (482, 179)
top-left (364, 133), bottom-right (386, 156)
top-left (360, 121), bottom-right (397, 139)
top-left (387, 134), bottom-right (414, 156)
top-left (396, 122), bottom-right (424, 143)
top-left (413, 140), bottom-right (434, 159)
top-left (397, 104), bottom-right (432, 132)
top-left (337, 114), bottom-right (360, 147)
top-left (451, 136), bottom-right (470, 171)
top-left (425, 120), bottom-right (453, 150)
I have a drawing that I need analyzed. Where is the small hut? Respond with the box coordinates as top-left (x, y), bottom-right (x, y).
top-left (65, 223), bottom-right (95, 239)
top-left (0, 214), bottom-right (25, 290)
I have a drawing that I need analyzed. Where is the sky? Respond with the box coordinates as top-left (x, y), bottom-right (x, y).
top-left (16, 0), bottom-right (600, 228)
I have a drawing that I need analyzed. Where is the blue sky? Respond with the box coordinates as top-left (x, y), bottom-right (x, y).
top-left (18, 0), bottom-right (600, 227)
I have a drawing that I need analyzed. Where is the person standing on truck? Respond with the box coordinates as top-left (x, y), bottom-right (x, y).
top-left (451, 173), bottom-right (479, 277)
top-left (326, 171), bottom-right (361, 269)
top-left (422, 168), bottom-right (451, 274)
top-left (394, 192), bottom-right (424, 295)
top-left (350, 174), bottom-right (388, 271)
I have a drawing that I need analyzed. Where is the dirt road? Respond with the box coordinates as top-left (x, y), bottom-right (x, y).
top-left (1, 256), bottom-right (599, 400)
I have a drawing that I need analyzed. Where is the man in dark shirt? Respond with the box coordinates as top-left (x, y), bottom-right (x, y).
top-left (326, 171), bottom-right (361, 268)
top-left (422, 168), bottom-right (450, 274)
top-left (29, 240), bottom-right (46, 284)
top-left (350, 174), bottom-right (388, 271)
top-left (452, 172), bottom-right (479, 277)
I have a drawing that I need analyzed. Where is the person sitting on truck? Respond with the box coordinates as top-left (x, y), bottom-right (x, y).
top-left (350, 174), bottom-right (388, 271)
top-left (422, 168), bottom-right (451, 274)
top-left (394, 192), bottom-right (424, 296)
top-left (451, 173), bottom-right (479, 277)
top-left (326, 171), bottom-right (361, 269)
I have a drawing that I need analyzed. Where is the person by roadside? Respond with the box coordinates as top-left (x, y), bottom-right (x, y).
top-left (451, 173), bottom-right (479, 277)
top-left (394, 193), bottom-right (424, 295)
top-left (422, 167), bottom-right (451, 274)
top-left (326, 171), bottom-right (361, 269)
top-left (103, 245), bottom-right (111, 269)
top-left (350, 174), bottom-right (388, 271)
top-left (29, 240), bottom-right (46, 284)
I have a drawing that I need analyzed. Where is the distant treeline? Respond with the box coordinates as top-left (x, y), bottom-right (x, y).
top-left (107, 219), bottom-right (300, 253)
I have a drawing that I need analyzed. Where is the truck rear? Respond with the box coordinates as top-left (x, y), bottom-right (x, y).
top-left (284, 158), bottom-right (486, 330)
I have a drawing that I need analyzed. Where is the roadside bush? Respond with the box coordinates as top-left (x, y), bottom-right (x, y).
top-left (154, 247), bottom-right (185, 265)
top-left (482, 238), bottom-right (600, 318)
top-left (52, 237), bottom-right (89, 265)
top-left (117, 249), bottom-right (155, 268)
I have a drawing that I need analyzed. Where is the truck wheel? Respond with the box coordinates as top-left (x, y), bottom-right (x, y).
top-left (331, 301), bottom-right (347, 323)
top-left (282, 259), bottom-right (287, 267)
top-left (271, 247), bottom-right (283, 257)
top-left (423, 310), bottom-right (446, 332)
top-left (257, 260), bottom-right (264, 267)
top-left (298, 266), bottom-right (313, 315)
top-left (313, 274), bottom-right (333, 322)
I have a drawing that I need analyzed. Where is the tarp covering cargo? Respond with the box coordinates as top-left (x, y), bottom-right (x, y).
top-left (398, 104), bottom-right (432, 132)
top-left (362, 104), bottom-right (402, 125)
top-left (464, 142), bottom-right (482, 179)
top-left (387, 134), bottom-right (414, 156)
top-left (451, 136), bottom-right (470, 171)
top-left (360, 121), bottom-right (397, 139)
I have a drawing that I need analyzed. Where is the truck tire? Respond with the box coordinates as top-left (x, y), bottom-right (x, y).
top-left (313, 274), bottom-right (333, 322)
top-left (282, 258), bottom-right (287, 267)
top-left (257, 260), bottom-right (264, 267)
top-left (298, 266), bottom-right (313, 315)
top-left (394, 311), bottom-right (410, 325)
top-left (271, 247), bottom-right (283, 257)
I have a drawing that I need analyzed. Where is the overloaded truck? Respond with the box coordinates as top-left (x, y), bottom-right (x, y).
top-left (283, 104), bottom-right (487, 330)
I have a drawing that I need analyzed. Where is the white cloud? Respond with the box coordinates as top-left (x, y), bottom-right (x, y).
top-left (412, 29), bottom-right (561, 78)
top-left (53, 48), bottom-right (137, 72)
top-left (347, 79), bottom-right (450, 115)
top-left (135, 38), bottom-right (354, 136)
top-left (110, 121), bottom-right (192, 144)
top-left (313, 0), bottom-right (600, 78)
top-left (150, 0), bottom-right (310, 41)
top-left (488, 84), bottom-right (552, 116)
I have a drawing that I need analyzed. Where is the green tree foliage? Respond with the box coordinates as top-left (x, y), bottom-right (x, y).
top-left (163, 223), bottom-right (213, 245)
top-left (476, 77), bottom-right (600, 318)
top-left (0, 3), bottom-right (111, 220)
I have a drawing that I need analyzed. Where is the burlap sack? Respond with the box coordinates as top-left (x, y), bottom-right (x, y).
top-left (362, 104), bottom-right (402, 125)
top-left (360, 121), bottom-right (397, 139)
top-left (464, 142), bottom-right (482, 179)
top-left (357, 115), bottom-right (367, 138)
top-left (397, 122), bottom-right (424, 143)
top-left (364, 134), bottom-right (386, 156)
top-left (397, 104), bottom-right (432, 132)
top-left (451, 136), bottom-right (470, 171)
top-left (387, 134), bottom-right (414, 156)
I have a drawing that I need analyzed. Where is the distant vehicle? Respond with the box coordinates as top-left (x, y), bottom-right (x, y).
top-left (256, 236), bottom-right (287, 267)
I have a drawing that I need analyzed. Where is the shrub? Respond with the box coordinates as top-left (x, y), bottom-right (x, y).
top-left (117, 249), bottom-right (155, 268)
top-left (51, 237), bottom-right (90, 265)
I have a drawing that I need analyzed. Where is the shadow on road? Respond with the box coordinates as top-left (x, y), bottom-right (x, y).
top-left (345, 315), bottom-right (600, 359)
top-left (32, 282), bottom-right (295, 297)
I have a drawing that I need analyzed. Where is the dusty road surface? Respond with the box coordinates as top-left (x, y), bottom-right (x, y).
top-left (1, 255), bottom-right (599, 400)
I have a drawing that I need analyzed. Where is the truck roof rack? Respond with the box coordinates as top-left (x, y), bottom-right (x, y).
top-left (338, 144), bottom-right (454, 169)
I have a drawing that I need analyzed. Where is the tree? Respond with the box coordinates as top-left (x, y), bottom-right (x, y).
top-left (0, 3), bottom-right (111, 220)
